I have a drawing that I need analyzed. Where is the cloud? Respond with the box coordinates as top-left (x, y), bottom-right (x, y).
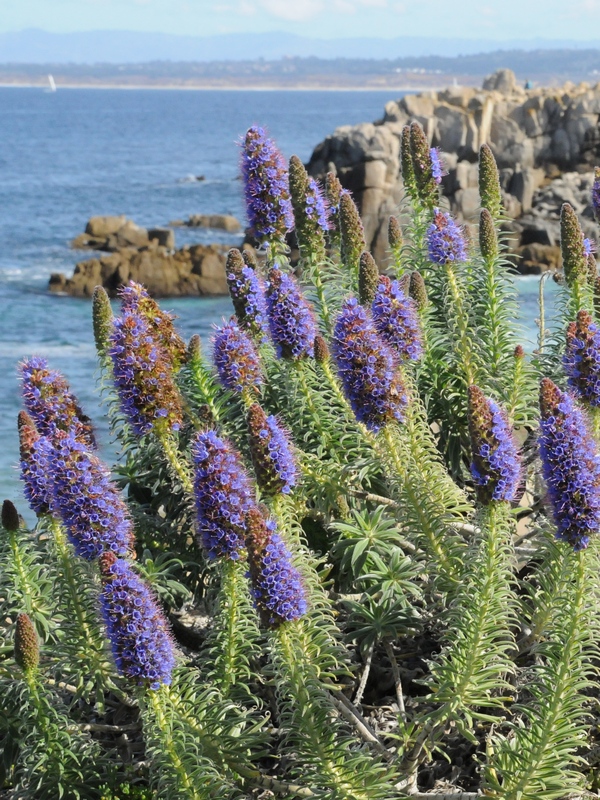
top-left (258, 0), bottom-right (324, 20)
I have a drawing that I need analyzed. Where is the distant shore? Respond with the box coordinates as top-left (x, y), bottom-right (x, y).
top-left (0, 81), bottom-right (449, 92)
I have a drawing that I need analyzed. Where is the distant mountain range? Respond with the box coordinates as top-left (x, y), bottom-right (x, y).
top-left (3, 28), bottom-right (600, 64)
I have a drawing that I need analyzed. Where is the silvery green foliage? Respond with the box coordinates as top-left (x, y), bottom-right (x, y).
top-left (4, 122), bottom-right (600, 800)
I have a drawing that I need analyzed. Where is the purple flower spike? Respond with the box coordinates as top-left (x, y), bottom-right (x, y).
top-left (592, 167), bottom-right (600, 224)
top-left (304, 177), bottom-right (331, 232)
top-left (192, 430), bottom-right (256, 560)
top-left (109, 310), bottom-right (183, 437)
top-left (468, 386), bottom-right (521, 504)
top-left (564, 310), bottom-right (600, 407)
top-left (427, 208), bottom-right (468, 265)
top-left (332, 298), bottom-right (408, 432)
top-left (247, 403), bottom-right (298, 496)
top-left (99, 552), bottom-right (175, 689)
top-left (49, 431), bottom-right (135, 561)
top-left (213, 319), bottom-right (263, 395)
top-left (226, 252), bottom-right (269, 342)
top-left (119, 282), bottom-right (187, 370)
top-left (18, 411), bottom-right (53, 516)
top-left (371, 276), bottom-right (423, 362)
top-left (539, 378), bottom-right (600, 550)
top-left (241, 125), bottom-right (294, 243)
top-left (266, 268), bottom-right (317, 360)
top-left (430, 148), bottom-right (445, 185)
top-left (20, 357), bottom-right (96, 448)
top-left (245, 508), bottom-right (307, 628)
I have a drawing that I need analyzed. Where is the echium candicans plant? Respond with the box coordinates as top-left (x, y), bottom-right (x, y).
top-left (241, 125), bottom-right (294, 256)
top-left (468, 385), bottom-right (520, 504)
top-left (212, 318), bottom-right (263, 396)
top-left (265, 267), bottom-right (317, 360)
top-left (332, 297), bottom-right (407, 432)
top-left (20, 356), bottom-right (96, 447)
top-left (109, 301), bottom-right (184, 437)
top-left (539, 378), bottom-right (600, 550)
top-left (288, 154), bottom-right (329, 265)
top-left (246, 403), bottom-right (298, 496)
top-left (191, 429), bottom-right (256, 560)
top-left (564, 309), bottom-right (600, 408)
top-left (225, 248), bottom-right (269, 342)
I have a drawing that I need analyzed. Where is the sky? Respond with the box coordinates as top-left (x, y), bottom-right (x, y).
top-left (0, 0), bottom-right (599, 41)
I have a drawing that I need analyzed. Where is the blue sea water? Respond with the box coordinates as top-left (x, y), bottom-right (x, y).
top-left (0, 87), bottom-right (547, 510)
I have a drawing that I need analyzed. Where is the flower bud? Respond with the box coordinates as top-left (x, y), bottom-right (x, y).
top-left (2, 499), bottom-right (20, 532)
top-left (410, 122), bottom-right (437, 208)
top-left (339, 193), bottom-right (367, 279)
top-left (409, 271), bottom-right (428, 311)
top-left (560, 203), bottom-right (587, 287)
top-left (289, 155), bottom-right (329, 263)
top-left (314, 334), bottom-right (330, 363)
top-left (358, 251), bottom-right (380, 306)
top-left (15, 613), bottom-right (39, 673)
top-left (479, 143), bottom-right (503, 218)
top-left (400, 125), bottom-right (417, 201)
top-left (592, 166), bottom-right (600, 224)
top-left (92, 286), bottom-right (114, 358)
top-left (479, 208), bottom-right (499, 261)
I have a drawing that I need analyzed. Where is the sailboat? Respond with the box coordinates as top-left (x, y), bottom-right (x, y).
top-left (45, 74), bottom-right (57, 93)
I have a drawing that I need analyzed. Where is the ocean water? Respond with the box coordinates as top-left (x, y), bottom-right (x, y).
top-left (0, 87), bottom-right (547, 511)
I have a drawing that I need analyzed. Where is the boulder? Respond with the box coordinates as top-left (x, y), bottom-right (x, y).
top-left (306, 68), bottom-right (600, 273)
top-left (85, 215), bottom-right (127, 238)
top-left (185, 214), bottom-right (242, 232)
top-left (148, 228), bottom-right (176, 249)
top-left (49, 242), bottom-right (229, 298)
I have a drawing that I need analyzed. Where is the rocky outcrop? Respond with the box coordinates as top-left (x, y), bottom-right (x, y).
top-left (170, 213), bottom-right (242, 232)
top-left (307, 69), bottom-right (600, 271)
top-left (72, 216), bottom-right (175, 252)
top-left (49, 242), bottom-right (229, 298)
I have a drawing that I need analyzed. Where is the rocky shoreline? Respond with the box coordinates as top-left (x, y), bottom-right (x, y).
top-left (49, 215), bottom-right (242, 298)
top-left (307, 68), bottom-right (600, 273)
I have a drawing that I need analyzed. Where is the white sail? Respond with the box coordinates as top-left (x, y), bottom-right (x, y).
top-left (47, 74), bottom-right (56, 92)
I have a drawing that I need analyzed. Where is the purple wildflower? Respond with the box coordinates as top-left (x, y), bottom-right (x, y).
top-left (226, 251), bottom-right (269, 341)
top-left (539, 378), bottom-right (600, 550)
top-left (247, 404), bottom-right (298, 496)
top-left (20, 357), bottom-right (96, 448)
top-left (584, 238), bottom-right (596, 257)
top-left (49, 431), bottom-right (134, 561)
top-left (427, 209), bottom-right (468, 265)
top-left (119, 282), bottom-right (187, 370)
top-left (192, 430), bottom-right (256, 561)
top-left (265, 268), bottom-right (317, 360)
top-left (564, 310), bottom-right (600, 406)
top-left (332, 298), bottom-right (408, 432)
top-left (18, 411), bottom-right (53, 516)
top-left (430, 148), bottom-right (444, 184)
top-left (99, 552), bottom-right (175, 689)
top-left (241, 125), bottom-right (294, 243)
top-left (593, 167), bottom-right (600, 224)
top-left (371, 276), bottom-right (423, 362)
top-left (304, 177), bottom-right (331, 232)
top-left (109, 310), bottom-right (183, 437)
top-left (245, 508), bottom-right (307, 628)
top-left (213, 319), bottom-right (263, 394)
top-left (468, 386), bottom-right (521, 504)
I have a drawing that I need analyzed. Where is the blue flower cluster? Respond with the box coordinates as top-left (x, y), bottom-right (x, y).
top-left (430, 148), bottom-right (444, 184)
top-left (192, 430), bottom-right (256, 560)
top-left (564, 310), bottom-right (600, 406)
top-left (18, 411), bottom-right (53, 516)
top-left (20, 357), bottom-right (96, 448)
top-left (241, 125), bottom-right (294, 243)
top-left (427, 209), bottom-right (468, 265)
top-left (371, 276), bottom-right (423, 362)
top-left (227, 261), bottom-right (269, 342)
top-left (468, 386), bottom-right (520, 504)
top-left (247, 403), bottom-right (298, 495)
top-left (245, 509), bottom-right (307, 628)
top-left (49, 432), bottom-right (134, 561)
top-left (539, 378), bottom-right (600, 550)
top-left (213, 319), bottom-right (263, 394)
top-left (304, 177), bottom-right (330, 233)
top-left (266, 268), bottom-right (317, 360)
top-left (109, 310), bottom-right (183, 437)
top-left (99, 553), bottom-right (175, 689)
top-left (593, 167), bottom-right (600, 223)
top-left (119, 282), bottom-right (187, 369)
top-left (332, 298), bottom-right (408, 432)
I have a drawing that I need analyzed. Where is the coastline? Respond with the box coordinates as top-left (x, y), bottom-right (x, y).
top-left (0, 81), bottom-right (451, 91)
